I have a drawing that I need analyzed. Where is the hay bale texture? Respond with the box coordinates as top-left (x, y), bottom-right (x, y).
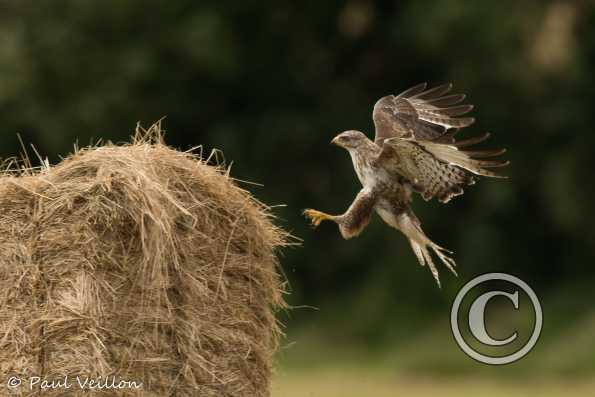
top-left (0, 125), bottom-right (288, 396)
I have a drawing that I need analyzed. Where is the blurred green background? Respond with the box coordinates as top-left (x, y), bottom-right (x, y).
top-left (1, 1), bottom-right (594, 395)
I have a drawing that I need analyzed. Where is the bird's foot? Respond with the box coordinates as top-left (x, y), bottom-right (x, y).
top-left (430, 243), bottom-right (457, 276)
top-left (303, 209), bottom-right (335, 227)
top-left (410, 240), bottom-right (457, 288)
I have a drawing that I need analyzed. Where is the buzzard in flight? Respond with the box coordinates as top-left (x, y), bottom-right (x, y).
top-left (304, 83), bottom-right (508, 286)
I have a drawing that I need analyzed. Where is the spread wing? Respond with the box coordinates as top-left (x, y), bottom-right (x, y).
top-left (373, 83), bottom-right (475, 145)
top-left (376, 136), bottom-right (508, 203)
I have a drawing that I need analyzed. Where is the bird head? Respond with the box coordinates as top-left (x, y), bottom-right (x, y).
top-left (331, 130), bottom-right (367, 150)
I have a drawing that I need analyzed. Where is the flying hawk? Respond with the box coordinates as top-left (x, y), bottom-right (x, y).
top-left (304, 83), bottom-right (508, 286)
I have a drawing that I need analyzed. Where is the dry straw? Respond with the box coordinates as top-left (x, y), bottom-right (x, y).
top-left (0, 122), bottom-right (290, 396)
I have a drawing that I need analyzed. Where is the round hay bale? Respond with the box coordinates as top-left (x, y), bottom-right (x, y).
top-left (0, 126), bottom-right (288, 396)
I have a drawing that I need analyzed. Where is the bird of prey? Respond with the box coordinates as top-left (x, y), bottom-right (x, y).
top-left (304, 83), bottom-right (508, 286)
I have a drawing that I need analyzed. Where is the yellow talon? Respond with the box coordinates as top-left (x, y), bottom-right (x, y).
top-left (303, 209), bottom-right (334, 227)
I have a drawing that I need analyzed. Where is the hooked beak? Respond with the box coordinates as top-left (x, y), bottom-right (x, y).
top-left (331, 136), bottom-right (340, 146)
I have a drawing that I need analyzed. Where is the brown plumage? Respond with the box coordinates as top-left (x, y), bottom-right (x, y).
top-left (304, 83), bottom-right (508, 286)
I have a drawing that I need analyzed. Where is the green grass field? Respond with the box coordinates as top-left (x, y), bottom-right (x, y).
top-left (273, 368), bottom-right (595, 397)
top-left (274, 307), bottom-right (595, 397)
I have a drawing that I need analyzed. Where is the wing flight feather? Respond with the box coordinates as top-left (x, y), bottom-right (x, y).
top-left (376, 137), bottom-right (508, 203)
top-left (372, 83), bottom-right (508, 203)
top-left (373, 83), bottom-right (475, 144)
